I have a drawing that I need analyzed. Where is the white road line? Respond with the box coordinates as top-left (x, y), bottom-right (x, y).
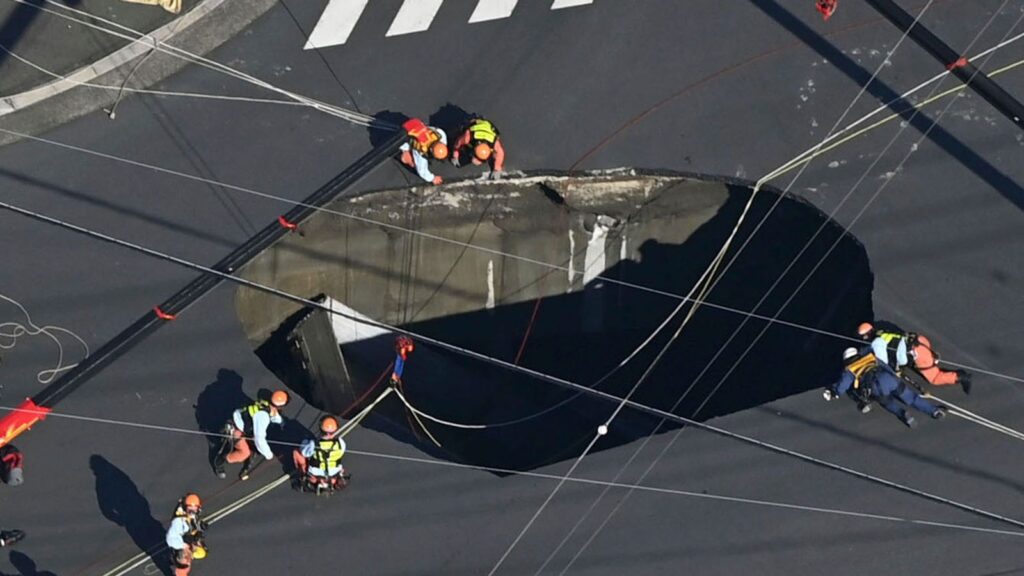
top-left (304, 0), bottom-right (369, 50)
top-left (468, 0), bottom-right (518, 23)
top-left (386, 0), bottom-right (445, 37)
top-left (550, 0), bottom-right (593, 9)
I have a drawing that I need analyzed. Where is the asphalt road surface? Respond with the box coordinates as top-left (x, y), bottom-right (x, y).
top-left (1, 0), bottom-right (1023, 574)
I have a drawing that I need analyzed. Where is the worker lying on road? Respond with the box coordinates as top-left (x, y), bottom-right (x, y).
top-left (292, 416), bottom-right (349, 494)
top-left (825, 347), bottom-right (946, 428)
top-left (166, 493), bottom-right (208, 576)
top-left (451, 117), bottom-right (505, 177)
top-left (213, 390), bottom-right (290, 480)
top-left (400, 118), bottom-right (448, 185)
top-left (858, 321), bottom-right (972, 394)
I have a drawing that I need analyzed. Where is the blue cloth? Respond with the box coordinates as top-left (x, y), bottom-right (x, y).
top-left (832, 358), bottom-right (937, 421)
top-left (871, 335), bottom-right (908, 368)
top-left (393, 354), bottom-right (406, 380)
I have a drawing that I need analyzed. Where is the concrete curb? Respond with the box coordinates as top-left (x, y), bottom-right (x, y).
top-left (0, 0), bottom-right (226, 116)
top-left (0, 0), bottom-right (279, 146)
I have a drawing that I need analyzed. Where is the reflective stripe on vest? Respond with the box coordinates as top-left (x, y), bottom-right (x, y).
top-left (468, 119), bottom-right (498, 145)
top-left (311, 438), bottom-right (344, 470)
top-left (240, 400), bottom-right (270, 432)
top-left (403, 118), bottom-right (439, 155)
top-left (847, 354), bottom-right (878, 390)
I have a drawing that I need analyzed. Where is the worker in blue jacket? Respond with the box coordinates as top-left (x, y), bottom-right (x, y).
top-left (824, 347), bottom-right (946, 428)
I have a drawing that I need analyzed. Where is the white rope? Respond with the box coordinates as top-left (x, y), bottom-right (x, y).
top-left (9, 0), bottom-right (383, 128)
top-left (0, 292), bottom-right (89, 384)
top-left (927, 392), bottom-right (1024, 442)
top-left (392, 387), bottom-right (488, 429)
top-left (0, 44), bottom-right (306, 107)
top-left (0, 123), bottom-right (1021, 387)
top-left (553, 4), bottom-right (1024, 572)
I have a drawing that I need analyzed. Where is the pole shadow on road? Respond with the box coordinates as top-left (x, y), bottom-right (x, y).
top-left (89, 455), bottom-right (169, 576)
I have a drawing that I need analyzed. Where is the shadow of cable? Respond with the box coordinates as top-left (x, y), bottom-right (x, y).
top-left (749, 0), bottom-right (1024, 212)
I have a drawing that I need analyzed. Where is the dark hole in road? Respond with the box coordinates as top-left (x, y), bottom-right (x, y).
top-left (239, 171), bottom-right (873, 473)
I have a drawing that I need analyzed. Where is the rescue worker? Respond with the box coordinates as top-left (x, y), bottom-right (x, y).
top-left (858, 322), bottom-right (971, 394)
top-left (825, 347), bottom-right (946, 428)
top-left (451, 117), bottom-right (505, 175)
top-left (391, 335), bottom-right (414, 386)
top-left (166, 493), bottom-right (207, 576)
top-left (293, 416), bottom-right (349, 493)
top-left (0, 529), bottom-right (24, 547)
top-left (400, 118), bottom-right (448, 185)
top-left (213, 390), bottom-right (289, 480)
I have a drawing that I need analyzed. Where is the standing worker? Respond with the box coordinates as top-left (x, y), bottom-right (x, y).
top-left (166, 493), bottom-right (207, 576)
top-left (293, 416), bottom-right (349, 494)
top-left (858, 322), bottom-right (971, 394)
top-left (213, 390), bottom-right (290, 480)
top-left (825, 347), bottom-right (946, 428)
top-left (400, 118), bottom-right (448, 185)
top-left (452, 117), bottom-right (505, 176)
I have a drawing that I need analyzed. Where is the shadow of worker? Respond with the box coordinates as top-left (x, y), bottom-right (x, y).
top-left (89, 456), bottom-right (169, 576)
top-left (194, 369), bottom-right (251, 473)
top-left (8, 551), bottom-right (56, 576)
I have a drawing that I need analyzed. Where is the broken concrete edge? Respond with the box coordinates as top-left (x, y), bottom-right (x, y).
top-left (234, 167), bottom-right (873, 343)
top-left (0, 0), bottom-right (279, 147)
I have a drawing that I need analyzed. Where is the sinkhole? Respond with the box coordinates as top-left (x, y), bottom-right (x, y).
top-left (234, 169), bottom-right (873, 472)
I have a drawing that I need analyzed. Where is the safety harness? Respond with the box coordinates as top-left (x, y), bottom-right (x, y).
top-left (467, 119), bottom-right (499, 146)
top-left (847, 353), bottom-right (879, 403)
top-left (310, 437), bottom-right (345, 472)
top-left (403, 118), bottom-right (440, 155)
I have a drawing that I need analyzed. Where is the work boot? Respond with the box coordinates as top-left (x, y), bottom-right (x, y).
top-left (0, 530), bottom-right (25, 547)
top-left (239, 462), bottom-right (251, 481)
top-left (956, 370), bottom-right (973, 395)
top-left (212, 453), bottom-right (227, 479)
top-left (932, 407), bottom-right (947, 420)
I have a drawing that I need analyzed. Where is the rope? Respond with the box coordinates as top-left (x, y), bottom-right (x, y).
top-left (0, 292), bottom-right (90, 384)
top-left (9, 0), bottom-right (384, 128)
top-left (926, 393), bottom-right (1024, 442)
top-left (6, 199), bottom-right (1024, 534)
top-left (97, 387), bottom-right (392, 576)
top-left (392, 387), bottom-right (487, 429)
top-left (0, 123), bottom-right (1021, 385)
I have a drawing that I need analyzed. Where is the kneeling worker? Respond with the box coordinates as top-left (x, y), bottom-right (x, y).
top-left (825, 347), bottom-right (946, 428)
top-left (293, 416), bottom-right (348, 493)
top-left (452, 117), bottom-right (505, 175)
top-left (213, 390), bottom-right (290, 480)
top-left (400, 118), bottom-right (448, 185)
top-left (166, 493), bottom-right (207, 576)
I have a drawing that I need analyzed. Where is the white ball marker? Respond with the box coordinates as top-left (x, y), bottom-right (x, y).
top-left (597, 424), bottom-right (608, 436)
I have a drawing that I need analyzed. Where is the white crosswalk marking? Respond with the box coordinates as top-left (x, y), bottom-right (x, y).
top-left (385, 0), bottom-right (446, 37)
top-left (468, 0), bottom-right (519, 23)
top-left (550, 0), bottom-right (593, 9)
top-left (304, 0), bottom-right (368, 50)
top-left (305, 0), bottom-right (595, 50)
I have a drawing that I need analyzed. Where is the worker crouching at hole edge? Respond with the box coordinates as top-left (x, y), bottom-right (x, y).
top-left (166, 493), bottom-right (208, 576)
top-left (400, 118), bottom-right (448, 185)
top-left (451, 117), bottom-right (505, 178)
top-left (213, 390), bottom-right (290, 480)
top-left (825, 347), bottom-right (946, 428)
top-left (293, 415), bottom-right (350, 495)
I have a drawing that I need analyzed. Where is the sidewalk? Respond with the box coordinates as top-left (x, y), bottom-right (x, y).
top-left (0, 0), bottom-right (183, 98)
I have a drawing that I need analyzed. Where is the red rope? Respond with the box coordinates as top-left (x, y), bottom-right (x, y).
top-left (340, 362), bottom-right (393, 419)
top-left (153, 307), bottom-right (176, 321)
top-left (514, 297), bottom-right (543, 365)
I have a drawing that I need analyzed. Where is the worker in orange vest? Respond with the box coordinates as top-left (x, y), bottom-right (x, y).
top-left (400, 118), bottom-right (448, 185)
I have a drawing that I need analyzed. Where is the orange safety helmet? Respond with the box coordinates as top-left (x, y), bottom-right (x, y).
top-left (270, 390), bottom-right (290, 408)
top-left (856, 322), bottom-right (874, 338)
top-left (473, 143), bottom-right (493, 162)
top-left (320, 416), bottom-right (339, 434)
top-left (183, 493), bottom-right (202, 511)
top-left (430, 141), bottom-right (449, 161)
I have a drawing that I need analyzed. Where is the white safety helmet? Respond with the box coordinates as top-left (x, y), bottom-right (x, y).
top-left (842, 347), bottom-right (859, 361)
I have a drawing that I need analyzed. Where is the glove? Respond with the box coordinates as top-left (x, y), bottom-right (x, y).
top-left (823, 389), bottom-right (836, 402)
top-left (451, 155), bottom-right (460, 167)
top-left (489, 170), bottom-right (504, 181)
top-left (432, 175), bottom-right (443, 185)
